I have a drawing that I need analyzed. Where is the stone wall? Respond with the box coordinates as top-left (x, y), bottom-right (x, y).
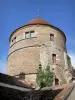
top-left (7, 46), bottom-right (40, 75)
top-left (9, 25), bottom-right (66, 54)
top-left (7, 25), bottom-right (72, 85)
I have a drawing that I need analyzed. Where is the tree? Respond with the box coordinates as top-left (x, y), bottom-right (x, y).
top-left (45, 65), bottom-right (54, 87)
top-left (36, 64), bottom-right (54, 88)
top-left (36, 66), bottom-right (45, 88)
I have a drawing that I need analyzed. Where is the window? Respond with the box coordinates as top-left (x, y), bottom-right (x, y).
top-left (25, 32), bottom-right (30, 39)
top-left (12, 37), bottom-right (16, 43)
top-left (55, 78), bottom-right (59, 85)
top-left (50, 34), bottom-right (54, 41)
top-left (39, 64), bottom-right (42, 69)
top-left (30, 31), bottom-right (34, 38)
top-left (25, 31), bottom-right (35, 39)
top-left (52, 54), bottom-right (56, 63)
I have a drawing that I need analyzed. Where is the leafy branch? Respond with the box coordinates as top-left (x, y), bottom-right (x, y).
top-left (36, 64), bottom-right (54, 88)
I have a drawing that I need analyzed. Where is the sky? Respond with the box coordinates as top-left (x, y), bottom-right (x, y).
top-left (0, 0), bottom-right (75, 73)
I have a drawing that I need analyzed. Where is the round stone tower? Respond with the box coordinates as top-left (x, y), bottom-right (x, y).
top-left (7, 17), bottom-right (72, 86)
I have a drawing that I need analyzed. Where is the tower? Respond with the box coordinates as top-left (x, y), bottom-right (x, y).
top-left (7, 17), bottom-right (72, 86)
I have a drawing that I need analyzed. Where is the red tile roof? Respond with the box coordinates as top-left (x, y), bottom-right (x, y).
top-left (0, 73), bottom-right (32, 89)
top-left (25, 17), bottom-right (50, 26)
top-left (54, 83), bottom-right (75, 100)
top-left (19, 79), bottom-right (35, 88)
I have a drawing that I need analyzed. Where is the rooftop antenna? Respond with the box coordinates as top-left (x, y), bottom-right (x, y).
top-left (37, 9), bottom-right (40, 17)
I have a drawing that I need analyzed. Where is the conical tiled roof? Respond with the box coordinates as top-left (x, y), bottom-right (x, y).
top-left (25, 17), bottom-right (50, 26)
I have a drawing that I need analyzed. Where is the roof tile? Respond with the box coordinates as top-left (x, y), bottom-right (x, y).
top-left (25, 17), bottom-right (50, 26)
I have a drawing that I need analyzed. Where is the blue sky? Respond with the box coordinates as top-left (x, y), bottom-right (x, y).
top-left (0, 0), bottom-right (75, 73)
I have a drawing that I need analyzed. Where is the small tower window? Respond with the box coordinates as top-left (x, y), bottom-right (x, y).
top-left (52, 54), bottom-right (56, 63)
top-left (30, 31), bottom-right (35, 38)
top-left (25, 32), bottom-right (30, 39)
top-left (50, 34), bottom-right (54, 41)
top-left (55, 78), bottom-right (59, 85)
top-left (12, 37), bottom-right (16, 43)
top-left (25, 31), bottom-right (35, 39)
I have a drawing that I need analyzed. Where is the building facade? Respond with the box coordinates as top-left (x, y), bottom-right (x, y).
top-left (7, 17), bottom-right (72, 87)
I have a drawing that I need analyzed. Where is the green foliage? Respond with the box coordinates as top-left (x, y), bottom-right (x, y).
top-left (36, 65), bottom-right (54, 88)
top-left (45, 65), bottom-right (54, 87)
top-left (36, 67), bottom-right (45, 88)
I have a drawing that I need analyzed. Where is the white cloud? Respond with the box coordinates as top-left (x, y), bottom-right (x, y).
top-left (68, 52), bottom-right (75, 68)
top-left (67, 36), bottom-right (75, 68)
top-left (0, 60), bottom-right (6, 73)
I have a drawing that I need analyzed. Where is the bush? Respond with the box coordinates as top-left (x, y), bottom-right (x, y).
top-left (36, 65), bottom-right (54, 88)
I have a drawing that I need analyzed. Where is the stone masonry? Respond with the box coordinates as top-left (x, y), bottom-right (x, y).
top-left (7, 18), bottom-right (72, 86)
